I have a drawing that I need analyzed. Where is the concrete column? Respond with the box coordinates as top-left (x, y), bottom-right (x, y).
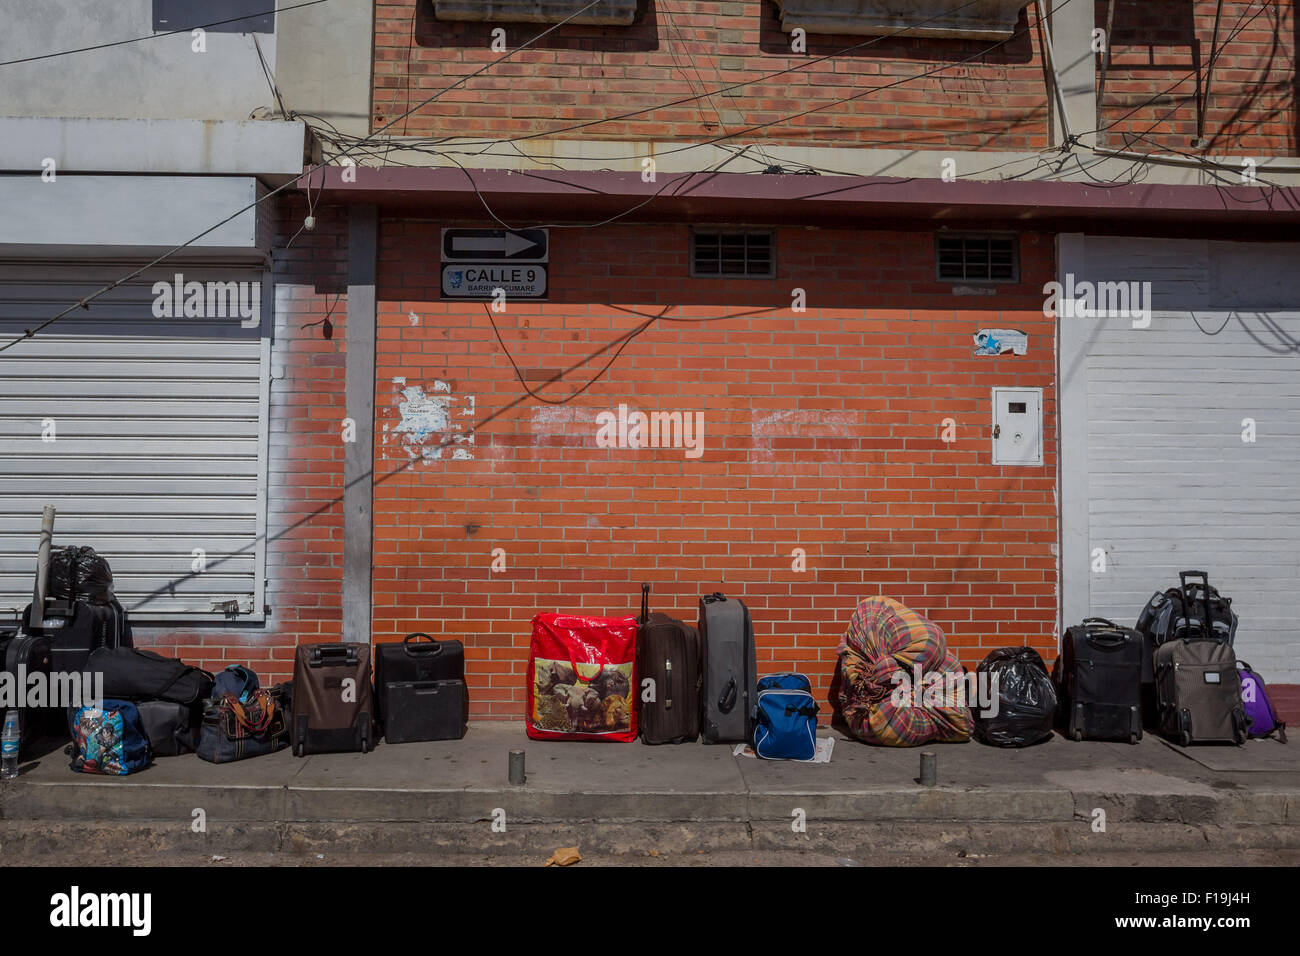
top-left (344, 204), bottom-right (378, 644)
top-left (1056, 233), bottom-right (1091, 636)
top-left (1044, 0), bottom-right (1098, 148)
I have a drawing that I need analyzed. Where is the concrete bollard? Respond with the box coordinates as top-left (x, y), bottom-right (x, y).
top-left (508, 749), bottom-right (526, 785)
top-left (920, 751), bottom-right (937, 787)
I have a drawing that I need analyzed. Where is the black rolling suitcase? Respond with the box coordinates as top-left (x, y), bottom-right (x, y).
top-left (3, 632), bottom-right (58, 745)
top-left (697, 591), bottom-right (756, 744)
top-left (637, 584), bottom-right (701, 745)
top-left (22, 597), bottom-right (130, 674)
top-left (374, 633), bottom-right (468, 743)
top-left (1053, 617), bottom-right (1143, 743)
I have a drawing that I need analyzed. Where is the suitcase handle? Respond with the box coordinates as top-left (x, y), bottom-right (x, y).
top-left (402, 633), bottom-right (444, 658)
top-left (718, 677), bottom-right (738, 714)
top-left (640, 583), bottom-right (650, 625)
top-left (311, 644), bottom-right (358, 666)
top-left (702, 592), bottom-right (726, 605)
top-left (1088, 629), bottom-right (1127, 647)
top-left (1082, 617), bottom-right (1119, 628)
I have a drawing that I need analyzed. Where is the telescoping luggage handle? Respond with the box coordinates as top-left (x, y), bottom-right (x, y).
top-left (640, 583), bottom-right (650, 626)
top-left (1179, 570), bottom-right (1217, 640)
top-left (402, 632), bottom-right (446, 659)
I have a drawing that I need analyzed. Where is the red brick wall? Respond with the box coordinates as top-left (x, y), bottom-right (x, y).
top-left (131, 197), bottom-right (350, 684)
top-left (374, 1), bottom-right (1052, 150)
top-left (1097, 0), bottom-right (1297, 154)
top-left (372, 220), bottom-right (1058, 718)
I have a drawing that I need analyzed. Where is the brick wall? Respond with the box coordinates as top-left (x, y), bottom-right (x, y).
top-left (372, 220), bottom-right (1058, 717)
top-left (1097, 0), bottom-right (1297, 154)
top-left (131, 197), bottom-right (350, 684)
top-left (373, 0), bottom-right (1052, 150)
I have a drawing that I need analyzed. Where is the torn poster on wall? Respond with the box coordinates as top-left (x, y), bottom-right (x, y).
top-left (382, 377), bottom-right (476, 461)
top-left (974, 329), bottom-right (1027, 356)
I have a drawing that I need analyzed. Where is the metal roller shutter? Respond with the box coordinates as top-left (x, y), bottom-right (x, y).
top-left (0, 261), bottom-right (269, 623)
top-left (1059, 236), bottom-right (1300, 682)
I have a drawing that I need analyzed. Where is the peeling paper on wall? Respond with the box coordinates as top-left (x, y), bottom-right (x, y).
top-left (974, 329), bottom-right (1028, 356)
top-left (383, 376), bottom-right (476, 461)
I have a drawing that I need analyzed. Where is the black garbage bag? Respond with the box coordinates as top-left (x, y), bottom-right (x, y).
top-left (972, 646), bottom-right (1057, 747)
top-left (48, 545), bottom-right (117, 605)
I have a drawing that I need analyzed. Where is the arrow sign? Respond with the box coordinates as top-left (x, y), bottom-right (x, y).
top-left (442, 228), bottom-right (547, 262)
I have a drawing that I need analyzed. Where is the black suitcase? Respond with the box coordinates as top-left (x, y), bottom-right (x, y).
top-left (3, 632), bottom-right (58, 745)
top-left (697, 591), bottom-right (756, 744)
top-left (637, 584), bottom-right (701, 744)
top-left (1053, 617), bottom-right (1143, 743)
top-left (383, 680), bottom-right (468, 743)
top-left (374, 633), bottom-right (466, 734)
top-left (22, 598), bottom-right (131, 675)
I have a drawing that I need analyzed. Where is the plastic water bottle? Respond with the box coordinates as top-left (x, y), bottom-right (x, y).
top-left (1, 710), bottom-right (19, 779)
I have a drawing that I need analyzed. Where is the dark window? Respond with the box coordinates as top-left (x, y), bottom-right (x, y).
top-left (153, 0), bottom-right (274, 33)
top-left (936, 234), bottom-right (1018, 283)
top-left (692, 230), bottom-right (775, 278)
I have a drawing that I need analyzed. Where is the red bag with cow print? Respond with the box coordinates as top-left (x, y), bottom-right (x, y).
top-left (527, 612), bottom-right (638, 742)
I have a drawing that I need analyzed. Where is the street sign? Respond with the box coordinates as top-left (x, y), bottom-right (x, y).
top-left (441, 228), bottom-right (547, 262)
top-left (441, 263), bottom-right (547, 300)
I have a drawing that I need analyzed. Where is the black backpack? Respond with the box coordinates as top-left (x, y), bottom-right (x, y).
top-left (1137, 570), bottom-right (1237, 647)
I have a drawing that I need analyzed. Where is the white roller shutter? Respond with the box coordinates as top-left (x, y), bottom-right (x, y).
top-left (1059, 236), bottom-right (1300, 682)
top-left (0, 261), bottom-right (269, 623)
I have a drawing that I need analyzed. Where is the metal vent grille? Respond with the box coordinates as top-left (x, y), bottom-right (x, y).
top-left (936, 234), bottom-right (1018, 282)
top-left (692, 231), bottom-right (775, 278)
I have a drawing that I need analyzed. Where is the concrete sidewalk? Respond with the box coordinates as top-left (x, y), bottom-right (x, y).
top-left (2, 723), bottom-right (1297, 862)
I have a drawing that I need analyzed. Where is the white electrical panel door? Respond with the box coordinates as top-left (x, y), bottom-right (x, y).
top-left (991, 387), bottom-right (1043, 466)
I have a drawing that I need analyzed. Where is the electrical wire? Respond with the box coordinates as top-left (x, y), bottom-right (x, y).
top-left (0, 0), bottom-right (609, 354)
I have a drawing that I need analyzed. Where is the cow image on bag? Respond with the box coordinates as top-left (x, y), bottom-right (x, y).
top-left (526, 613), bottom-right (638, 742)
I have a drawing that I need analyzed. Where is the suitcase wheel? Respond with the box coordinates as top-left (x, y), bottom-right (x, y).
top-left (1179, 731), bottom-right (1191, 747)
top-left (1129, 732), bottom-right (1138, 745)
top-left (1235, 729), bottom-right (1247, 746)
top-left (1070, 729), bottom-right (1082, 742)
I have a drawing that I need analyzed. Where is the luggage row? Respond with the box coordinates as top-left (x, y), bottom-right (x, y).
top-left (2, 551), bottom-right (1287, 777)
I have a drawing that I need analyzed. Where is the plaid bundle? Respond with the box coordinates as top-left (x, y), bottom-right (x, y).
top-left (836, 596), bottom-right (972, 747)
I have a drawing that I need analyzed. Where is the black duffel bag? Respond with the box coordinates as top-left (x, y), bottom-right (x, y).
top-left (972, 646), bottom-right (1057, 747)
top-left (86, 647), bottom-right (214, 705)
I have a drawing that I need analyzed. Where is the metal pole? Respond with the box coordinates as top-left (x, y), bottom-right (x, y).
top-left (508, 749), bottom-right (526, 785)
top-left (920, 751), bottom-right (938, 787)
top-left (31, 505), bottom-right (55, 621)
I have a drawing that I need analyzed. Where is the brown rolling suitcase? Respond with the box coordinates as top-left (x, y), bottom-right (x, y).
top-left (291, 642), bottom-right (375, 755)
top-left (1154, 638), bottom-right (1248, 746)
top-left (636, 584), bottom-right (701, 744)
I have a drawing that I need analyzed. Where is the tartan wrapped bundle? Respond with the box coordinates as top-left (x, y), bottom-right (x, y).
top-left (836, 596), bottom-right (972, 747)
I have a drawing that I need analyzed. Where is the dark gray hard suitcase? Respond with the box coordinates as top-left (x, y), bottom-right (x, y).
top-left (697, 591), bottom-right (756, 744)
top-left (1052, 618), bottom-right (1143, 743)
top-left (1155, 639), bottom-right (1248, 746)
top-left (383, 679), bottom-right (467, 743)
top-left (637, 584), bottom-right (701, 745)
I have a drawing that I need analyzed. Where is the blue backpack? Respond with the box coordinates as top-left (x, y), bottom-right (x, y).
top-left (71, 699), bottom-right (152, 775)
top-left (752, 673), bottom-right (820, 760)
top-left (213, 665), bottom-right (259, 703)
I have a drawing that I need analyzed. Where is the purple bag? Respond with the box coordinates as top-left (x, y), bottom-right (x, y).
top-left (1239, 663), bottom-right (1287, 741)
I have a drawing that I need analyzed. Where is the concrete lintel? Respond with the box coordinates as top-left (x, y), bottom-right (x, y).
top-left (343, 204), bottom-right (378, 645)
top-left (0, 174), bottom-right (266, 257)
top-left (0, 117), bottom-right (307, 179)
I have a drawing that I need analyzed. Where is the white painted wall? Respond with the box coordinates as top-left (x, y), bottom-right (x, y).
top-left (1059, 234), bottom-right (1300, 681)
top-left (0, 0), bottom-right (276, 121)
